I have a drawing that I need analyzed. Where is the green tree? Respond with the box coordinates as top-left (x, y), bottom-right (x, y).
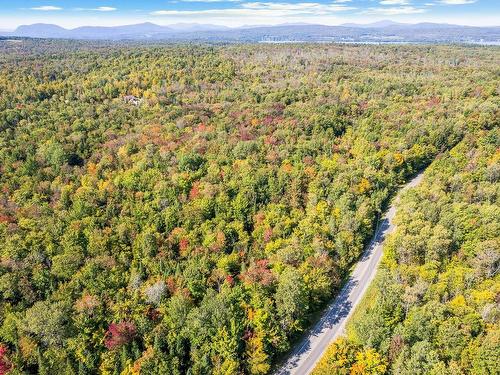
top-left (275, 267), bottom-right (308, 333)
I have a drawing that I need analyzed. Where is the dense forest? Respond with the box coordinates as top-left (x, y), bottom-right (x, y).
top-left (313, 128), bottom-right (499, 374)
top-left (0, 40), bottom-right (498, 374)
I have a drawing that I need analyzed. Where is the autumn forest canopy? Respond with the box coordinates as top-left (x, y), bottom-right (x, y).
top-left (0, 40), bottom-right (498, 374)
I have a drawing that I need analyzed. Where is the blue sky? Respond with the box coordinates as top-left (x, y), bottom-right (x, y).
top-left (0, 0), bottom-right (498, 29)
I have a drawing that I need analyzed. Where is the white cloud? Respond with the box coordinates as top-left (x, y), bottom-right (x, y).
top-left (152, 2), bottom-right (356, 17)
top-left (438, 0), bottom-right (476, 4)
top-left (334, 0), bottom-right (352, 3)
top-left (379, 0), bottom-right (409, 4)
top-left (242, 2), bottom-right (354, 11)
top-left (93, 7), bottom-right (117, 11)
top-left (30, 5), bottom-right (62, 11)
top-left (172, 0), bottom-right (242, 2)
top-left (364, 6), bottom-right (426, 14)
top-left (75, 6), bottom-right (117, 11)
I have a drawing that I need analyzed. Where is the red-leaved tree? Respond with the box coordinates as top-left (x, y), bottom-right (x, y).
top-left (241, 259), bottom-right (275, 287)
top-left (0, 345), bottom-right (12, 375)
top-left (104, 321), bottom-right (137, 350)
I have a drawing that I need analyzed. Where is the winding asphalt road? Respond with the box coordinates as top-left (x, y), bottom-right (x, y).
top-left (275, 172), bottom-right (424, 375)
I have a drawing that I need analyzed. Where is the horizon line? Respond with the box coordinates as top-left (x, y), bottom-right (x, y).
top-left (3, 20), bottom-right (500, 32)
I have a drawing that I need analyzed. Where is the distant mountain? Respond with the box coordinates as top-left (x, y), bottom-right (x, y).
top-left (341, 20), bottom-right (406, 28)
top-left (14, 23), bottom-right (69, 38)
top-left (3, 21), bottom-right (499, 44)
top-left (404, 22), bottom-right (459, 29)
top-left (7, 22), bottom-right (227, 39)
top-left (69, 23), bottom-right (171, 39)
top-left (167, 23), bottom-right (231, 32)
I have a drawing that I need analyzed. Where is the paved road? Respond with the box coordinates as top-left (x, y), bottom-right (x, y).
top-left (275, 172), bottom-right (424, 375)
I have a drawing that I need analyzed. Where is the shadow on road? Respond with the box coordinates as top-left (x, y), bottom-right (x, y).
top-left (276, 171), bottom-right (425, 375)
top-left (278, 216), bottom-right (392, 374)
top-left (360, 216), bottom-right (390, 261)
top-left (278, 280), bottom-right (356, 373)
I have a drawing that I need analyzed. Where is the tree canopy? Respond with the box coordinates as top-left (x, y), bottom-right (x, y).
top-left (316, 126), bottom-right (499, 374)
top-left (0, 40), bottom-right (498, 374)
